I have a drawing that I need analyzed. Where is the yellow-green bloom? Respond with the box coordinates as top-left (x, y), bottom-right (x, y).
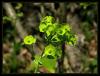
top-left (42, 16), bottom-right (54, 23)
top-left (42, 44), bottom-right (56, 57)
top-left (24, 35), bottom-right (36, 45)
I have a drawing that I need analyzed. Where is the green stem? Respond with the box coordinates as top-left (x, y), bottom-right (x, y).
top-left (34, 62), bottom-right (39, 73)
top-left (58, 43), bottom-right (65, 73)
top-left (31, 45), bottom-right (35, 55)
top-left (34, 45), bottom-right (45, 73)
top-left (28, 45), bottom-right (35, 60)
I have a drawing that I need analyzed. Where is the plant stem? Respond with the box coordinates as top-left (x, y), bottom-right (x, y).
top-left (30, 45), bottom-right (35, 60)
top-left (34, 63), bottom-right (39, 73)
top-left (58, 43), bottom-right (65, 73)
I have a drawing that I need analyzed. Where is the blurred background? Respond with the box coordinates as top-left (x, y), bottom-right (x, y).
top-left (2, 2), bottom-right (98, 73)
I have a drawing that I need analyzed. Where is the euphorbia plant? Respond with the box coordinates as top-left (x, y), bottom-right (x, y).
top-left (23, 16), bottom-right (78, 73)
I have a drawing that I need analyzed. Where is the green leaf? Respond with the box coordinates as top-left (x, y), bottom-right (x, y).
top-left (3, 16), bottom-right (12, 23)
top-left (56, 47), bottom-right (62, 58)
top-left (66, 32), bottom-right (78, 46)
top-left (13, 42), bottom-right (22, 55)
top-left (26, 55), bottom-right (41, 72)
top-left (40, 56), bottom-right (56, 73)
top-left (80, 3), bottom-right (89, 9)
top-left (26, 60), bottom-right (37, 72)
top-left (91, 59), bottom-right (97, 66)
top-left (51, 34), bottom-right (60, 42)
top-left (34, 55), bottom-right (41, 63)
top-left (15, 3), bottom-right (23, 10)
top-left (16, 12), bottom-right (23, 17)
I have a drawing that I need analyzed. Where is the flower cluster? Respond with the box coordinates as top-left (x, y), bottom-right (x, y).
top-left (39, 16), bottom-right (78, 46)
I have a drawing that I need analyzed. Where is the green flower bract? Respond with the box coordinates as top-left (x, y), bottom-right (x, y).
top-left (24, 35), bottom-right (36, 45)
